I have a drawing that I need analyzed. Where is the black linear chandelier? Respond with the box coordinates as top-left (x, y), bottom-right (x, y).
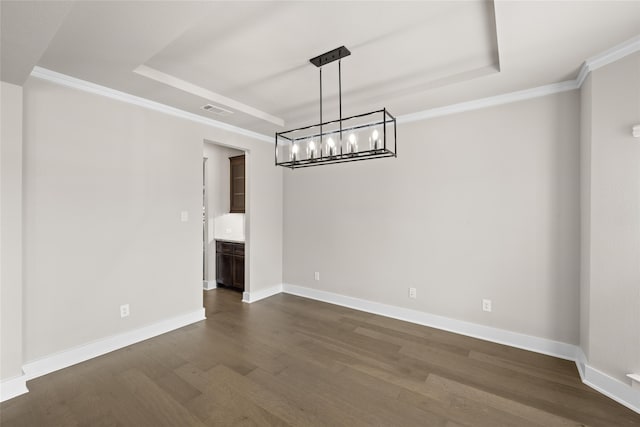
top-left (275, 46), bottom-right (397, 169)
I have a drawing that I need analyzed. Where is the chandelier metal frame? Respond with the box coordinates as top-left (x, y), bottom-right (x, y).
top-left (275, 46), bottom-right (397, 169)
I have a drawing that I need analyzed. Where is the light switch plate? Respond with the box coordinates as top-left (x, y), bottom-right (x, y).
top-left (181, 211), bottom-right (189, 222)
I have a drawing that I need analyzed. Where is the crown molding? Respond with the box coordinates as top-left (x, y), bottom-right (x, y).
top-left (576, 35), bottom-right (640, 87)
top-left (133, 65), bottom-right (284, 127)
top-left (397, 80), bottom-right (578, 124)
top-left (29, 67), bottom-right (273, 143)
top-left (398, 34), bottom-right (640, 124)
top-left (30, 35), bottom-right (640, 139)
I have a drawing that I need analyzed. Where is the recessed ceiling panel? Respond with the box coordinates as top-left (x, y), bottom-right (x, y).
top-left (6, 0), bottom-right (637, 137)
top-left (37, 1), bottom-right (215, 91)
top-left (143, 1), bottom-right (500, 130)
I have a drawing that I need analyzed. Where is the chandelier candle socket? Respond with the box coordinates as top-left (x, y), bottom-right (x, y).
top-left (276, 46), bottom-right (397, 168)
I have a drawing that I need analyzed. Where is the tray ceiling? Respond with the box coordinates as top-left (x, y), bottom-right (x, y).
top-left (2, 1), bottom-right (639, 136)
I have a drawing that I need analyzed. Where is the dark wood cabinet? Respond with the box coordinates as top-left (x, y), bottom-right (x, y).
top-left (216, 240), bottom-right (244, 291)
top-left (229, 155), bottom-right (245, 213)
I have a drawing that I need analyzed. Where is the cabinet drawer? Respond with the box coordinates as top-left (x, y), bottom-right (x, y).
top-left (216, 241), bottom-right (234, 254)
top-left (233, 245), bottom-right (244, 256)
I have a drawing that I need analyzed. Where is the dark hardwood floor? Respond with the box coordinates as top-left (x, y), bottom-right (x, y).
top-left (2, 288), bottom-right (639, 426)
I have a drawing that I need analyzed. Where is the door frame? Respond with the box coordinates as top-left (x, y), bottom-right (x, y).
top-left (202, 140), bottom-right (250, 297)
top-left (202, 157), bottom-right (209, 283)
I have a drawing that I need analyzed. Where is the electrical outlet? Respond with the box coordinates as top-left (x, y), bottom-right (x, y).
top-left (120, 304), bottom-right (130, 318)
top-left (180, 211), bottom-right (189, 222)
top-left (409, 287), bottom-right (417, 299)
top-left (482, 299), bottom-right (492, 312)
top-left (314, 272), bottom-right (320, 281)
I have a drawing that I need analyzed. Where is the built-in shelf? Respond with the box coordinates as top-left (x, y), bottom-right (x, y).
top-left (229, 155), bottom-right (245, 213)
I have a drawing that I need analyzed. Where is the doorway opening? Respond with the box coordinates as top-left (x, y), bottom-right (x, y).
top-left (202, 141), bottom-right (248, 300)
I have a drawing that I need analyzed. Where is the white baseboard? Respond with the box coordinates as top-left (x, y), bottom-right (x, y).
top-left (242, 284), bottom-right (283, 303)
top-left (575, 347), bottom-right (588, 381)
top-left (628, 374), bottom-right (640, 390)
top-left (5, 282), bottom-right (638, 415)
top-left (554, 336), bottom-right (639, 414)
top-left (282, 284), bottom-right (577, 360)
top-left (6, 308), bottom-right (205, 403)
top-left (579, 359), bottom-right (640, 414)
top-left (0, 373), bottom-right (28, 402)
top-left (282, 284), bottom-right (640, 415)
top-left (203, 280), bottom-right (217, 291)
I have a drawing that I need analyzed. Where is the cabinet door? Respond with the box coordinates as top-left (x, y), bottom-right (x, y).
top-left (232, 256), bottom-right (244, 291)
top-left (216, 253), bottom-right (233, 287)
top-left (230, 155), bottom-right (245, 213)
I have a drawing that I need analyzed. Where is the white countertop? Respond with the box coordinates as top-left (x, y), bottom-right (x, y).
top-left (215, 238), bottom-right (245, 244)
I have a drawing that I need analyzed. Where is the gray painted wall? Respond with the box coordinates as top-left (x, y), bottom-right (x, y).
top-left (8, 51), bottom-right (638, 396)
top-left (284, 91), bottom-right (581, 344)
top-left (22, 77), bottom-right (282, 363)
top-left (579, 75), bottom-right (592, 359)
top-left (1, 81), bottom-right (24, 380)
top-left (581, 52), bottom-right (640, 382)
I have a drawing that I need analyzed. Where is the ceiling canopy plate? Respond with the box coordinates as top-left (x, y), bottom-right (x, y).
top-left (309, 46), bottom-right (351, 67)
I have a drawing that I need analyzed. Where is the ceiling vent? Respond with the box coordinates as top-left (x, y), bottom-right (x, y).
top-left (201, 104), bottom-right (233, 116)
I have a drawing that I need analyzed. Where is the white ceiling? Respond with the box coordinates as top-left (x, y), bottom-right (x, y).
top-left (2, 1), bottom-right (640, 136)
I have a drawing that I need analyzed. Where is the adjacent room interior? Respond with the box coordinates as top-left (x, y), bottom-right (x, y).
top-left (202, 141), bottom-right (247, 298)
top-left (1, 1), bottom-right (639, 425)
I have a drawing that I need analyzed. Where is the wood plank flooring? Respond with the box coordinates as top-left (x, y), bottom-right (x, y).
top-left (2, 288), bottom-right (639, 426)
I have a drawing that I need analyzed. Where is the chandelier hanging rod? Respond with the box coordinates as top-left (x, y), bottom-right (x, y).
top-left (274, 45), bottom-right (396, 169)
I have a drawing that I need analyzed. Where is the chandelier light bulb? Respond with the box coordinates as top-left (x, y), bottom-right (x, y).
top-left (348, 133), bottom-right (357, 153)
top-left (307, 140), bottom-right (316, 159)
top-left (275, 46), bottom-right (396, 168)
top-left (327, 137), bottom-right (336, 156)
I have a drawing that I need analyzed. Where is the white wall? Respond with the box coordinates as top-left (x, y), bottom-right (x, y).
top-left (22, 77), bottom-right (282, 362)
top-left (581, 52), bottom-right (640, 383)
top-left (0, 81), bottom-right (24, 381)
top-left (284, 91), bottom-right (581, 344)
top-left (579, 75), bottom-right (592, 358)
top-left (203, 142), bottom-right (244, 282)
